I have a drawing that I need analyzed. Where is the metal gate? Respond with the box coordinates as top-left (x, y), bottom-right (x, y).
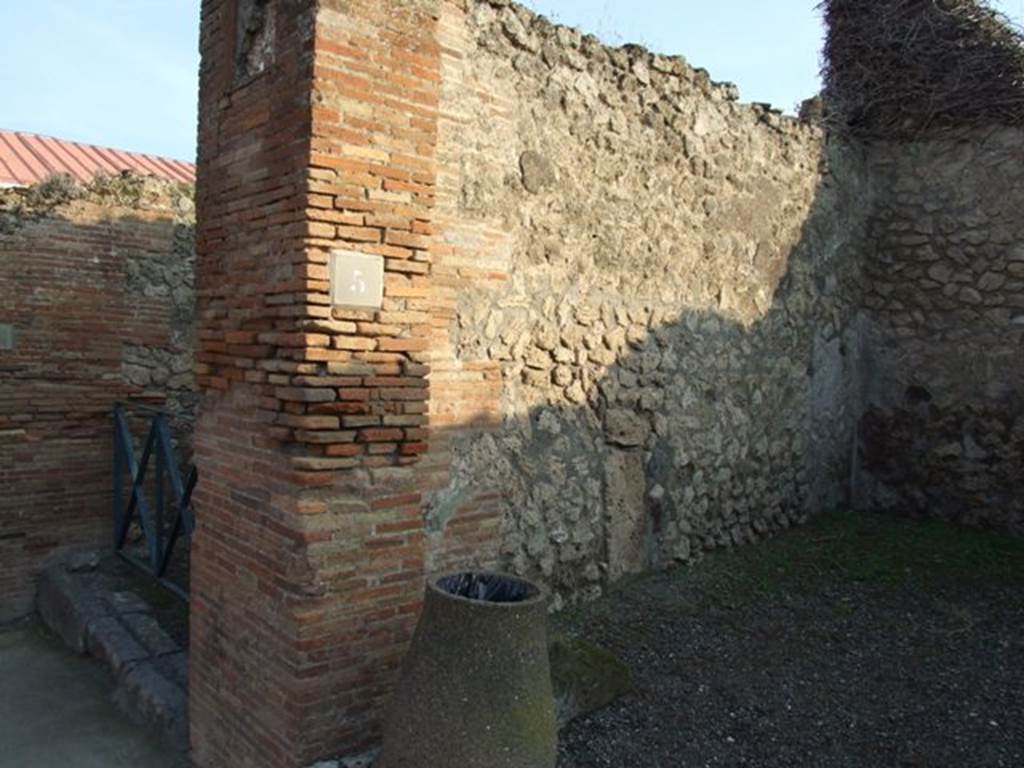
top-left (113, 403), bottom-right (196, 600)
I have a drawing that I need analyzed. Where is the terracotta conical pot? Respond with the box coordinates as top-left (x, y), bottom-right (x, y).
top-left (377, 571), bottom-right (557, 768)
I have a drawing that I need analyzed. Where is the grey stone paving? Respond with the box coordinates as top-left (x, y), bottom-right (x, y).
top-left (0, 622), bottom-right (187, 768)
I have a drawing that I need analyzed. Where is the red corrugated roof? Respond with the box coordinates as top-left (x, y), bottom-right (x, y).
top-left (0, 130), bottom-right (195, 187)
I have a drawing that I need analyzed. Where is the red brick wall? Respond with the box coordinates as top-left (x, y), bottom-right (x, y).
top-left (192, 0), bottom-right (584, 763)
top-left (189, 0), bottom-right (321, 764)
top-left (191, 0), bottom-right (445, 764)
top-left (419, 1), bottom-right (512, 576)
top-left (0, 187), bottom-right (194, 621)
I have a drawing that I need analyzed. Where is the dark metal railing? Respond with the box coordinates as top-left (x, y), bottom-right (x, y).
top-left (113, 403), bottom-right (197, 601)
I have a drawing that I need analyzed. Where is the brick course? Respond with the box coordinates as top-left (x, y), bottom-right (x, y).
top-left (0, 180), bottom-right (195, 621)
top-left (191, 0), bottom-right (445, 764)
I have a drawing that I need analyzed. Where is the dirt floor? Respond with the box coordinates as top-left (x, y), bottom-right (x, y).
top-left (555, 510), bottom-right (1024, 768)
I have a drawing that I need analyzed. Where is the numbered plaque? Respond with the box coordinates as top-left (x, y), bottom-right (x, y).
top-left (330, 250), bottom-right (384, 310)
top-left (0, 324), bottom-right (13, 352)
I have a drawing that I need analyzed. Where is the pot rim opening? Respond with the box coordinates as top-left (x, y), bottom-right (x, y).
top-left (430, 570), bottom-right (547, 607)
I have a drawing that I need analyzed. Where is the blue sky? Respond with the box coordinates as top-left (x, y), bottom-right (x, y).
top-left (3, 1), bottom-right (1023, 163)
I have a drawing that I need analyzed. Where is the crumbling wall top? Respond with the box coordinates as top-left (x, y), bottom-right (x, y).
top-left (0, 172), bottom-right (194, 236)
top-left (467, 0), bottom-right (815, 130)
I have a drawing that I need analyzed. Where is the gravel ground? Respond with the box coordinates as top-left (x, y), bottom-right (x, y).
top-left (555, 511), bottom-right (1024, 768)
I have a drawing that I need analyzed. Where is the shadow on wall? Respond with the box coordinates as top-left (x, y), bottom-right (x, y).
top-left (852, 129), bottom-right (1024, 535)
top-left (0, 177), bottom-right (196, 620)
top-left (422, 139), bottom-right (874, 609)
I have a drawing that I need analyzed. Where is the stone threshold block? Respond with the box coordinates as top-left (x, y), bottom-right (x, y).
top-left (35, 555), bottom-right (189, 751)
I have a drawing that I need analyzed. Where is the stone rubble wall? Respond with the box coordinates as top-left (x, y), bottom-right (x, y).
top-left (0, 175), bottom-right (196, 620)
top-left (855, 128), bottom-right (1024, 534)
top-left (426, 0), bottom-right (872, 607)
top-left (187, 0), bottom-right (1024, 761)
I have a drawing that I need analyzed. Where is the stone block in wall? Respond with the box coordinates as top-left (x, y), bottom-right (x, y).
top-left (604, 449), bottom-right (649, 583)
top-left (604, 409), bottom-right (651, 448)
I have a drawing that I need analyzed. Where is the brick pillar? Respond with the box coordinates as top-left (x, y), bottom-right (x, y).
top-left (191, 0), bottom-right (442, 765)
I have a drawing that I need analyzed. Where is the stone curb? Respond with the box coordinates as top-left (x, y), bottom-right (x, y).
top-left (35, 559), bottom-right (189, 752)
